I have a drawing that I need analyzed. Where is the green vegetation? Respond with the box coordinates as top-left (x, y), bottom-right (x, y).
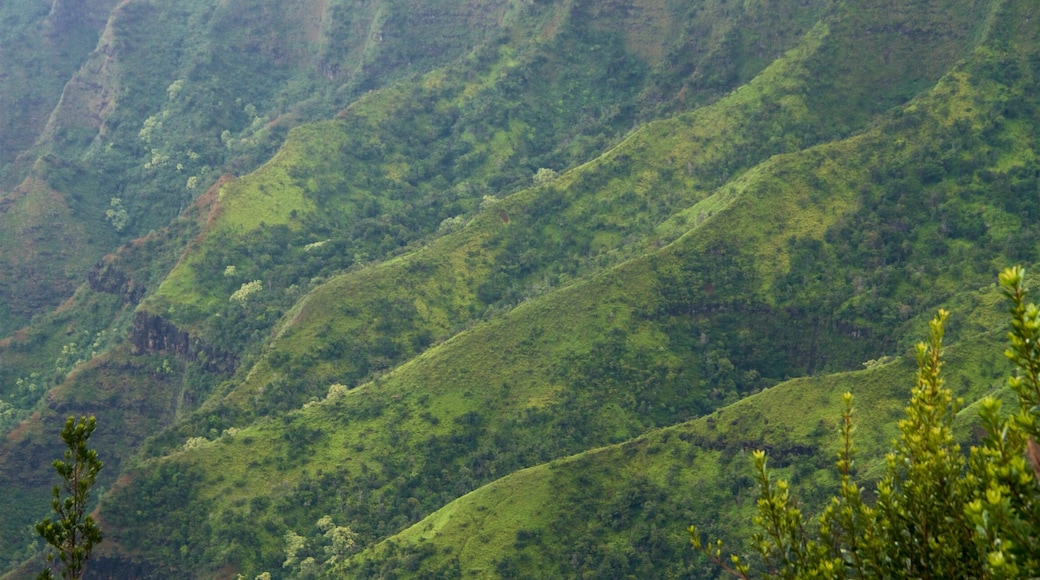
top-left (694, 268), bottom-right (1040, 578)
top-left (0, 0), bottom-right (1039, 577)
top-left (36, 417), bottom-right (103, 580)
top-left (327, 315), bottom-right (1012, 578)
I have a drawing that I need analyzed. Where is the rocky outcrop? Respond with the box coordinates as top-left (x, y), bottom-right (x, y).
top-left (87, 261), bottom-right (146, 304)
top-left (130, 311), bottom-right (236, 374)
top-left (130, 311), bottom-right (191, 357)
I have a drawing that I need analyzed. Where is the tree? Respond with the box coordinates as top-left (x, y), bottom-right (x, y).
top-left (692, 266), bottom-right (1040, 578)
top-left (36, 416), bottom-right (104, 580)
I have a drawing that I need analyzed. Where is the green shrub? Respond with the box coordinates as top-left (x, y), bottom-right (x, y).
top-left (694, 266), bottom-right (1040, 578)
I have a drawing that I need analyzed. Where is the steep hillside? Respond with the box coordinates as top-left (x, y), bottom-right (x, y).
top-left (0, 0), bottom-right (519, 334)
top-left (136, 0), bottom-right (993, 424)
top-left (0, 0), bottom-right (1037, 577)
top-left (338, 319), bottom-right (1012, 578)
top-left (0, 0), bottom-right (119, 186)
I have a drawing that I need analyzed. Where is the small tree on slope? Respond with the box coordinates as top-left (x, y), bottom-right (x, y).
top-left (691, 266), bottom-right (1040, 578)
top-left (36, 416), bottom-right (104, 580)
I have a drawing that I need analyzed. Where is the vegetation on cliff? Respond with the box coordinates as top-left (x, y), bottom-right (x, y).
top-left (1, 0), bottom-right (1039, 577)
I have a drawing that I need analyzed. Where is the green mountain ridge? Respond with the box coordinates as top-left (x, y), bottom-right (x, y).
top-left (342, 323), bottom-right (1012, 578)
top-left (0, 0), bottom-right (530, 334)
top-left (0, 0), bottom-right (1038, 577)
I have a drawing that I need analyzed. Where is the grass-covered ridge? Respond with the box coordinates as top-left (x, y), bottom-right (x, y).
top-left (339, 323), bottom-right (1011, 578)
top-left (141, 0), bottom-right (1001, 415)
top-left (96, 9), bottom-right (1040, 573)
top-left (0, 0), bottom-right (527, 332)
top-left (1, 0), bottom-right (1039, 577)
top-left (137, 0), bottom-right (843, 338)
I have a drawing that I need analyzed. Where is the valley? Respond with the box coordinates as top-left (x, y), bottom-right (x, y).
top-left (1, 0), bottom-right (1038, 577)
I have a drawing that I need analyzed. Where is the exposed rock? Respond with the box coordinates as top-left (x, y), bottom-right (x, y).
top-left (130, 311), bottom-right (236, 374)
top-left (130, 311), bottom-right (191, 357)
top-left (87, 261), bottom-right (146, 304)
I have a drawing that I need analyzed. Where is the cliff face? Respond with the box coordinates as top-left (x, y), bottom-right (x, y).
top-left (130, 311), bottom-right (191, 357)
top-left (130, 311), bottom-right (236, 374)
top-left (87, 262), bottom-right (146, 305)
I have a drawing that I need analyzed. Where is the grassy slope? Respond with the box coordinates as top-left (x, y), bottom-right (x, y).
top-left (143, 0), bottom-right (989, 429)
top-left (138, 0), bottom-right (842, 333)
top-left (0, 166), bottom-right (113, 324)
top-left (343, 322), bottom-right (1011, 579)
top-left (0, 0), bottom-right (834, 568)
top-left (334, 6), bottom-right (1040, 575)
top-left (0, 0), bottom-right (521, 333)
top-left (93, 4), bottom-right (1040, 575)
top-left (1, 0), bottom-right (1037, 577)
top-left (0, 179), bottom-right (220, 414)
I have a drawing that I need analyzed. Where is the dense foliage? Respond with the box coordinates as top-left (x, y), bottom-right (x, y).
top-left (694, 267), bottom-right (1040, 578)
top-left (1, 0), bottom-right (1039, 577)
